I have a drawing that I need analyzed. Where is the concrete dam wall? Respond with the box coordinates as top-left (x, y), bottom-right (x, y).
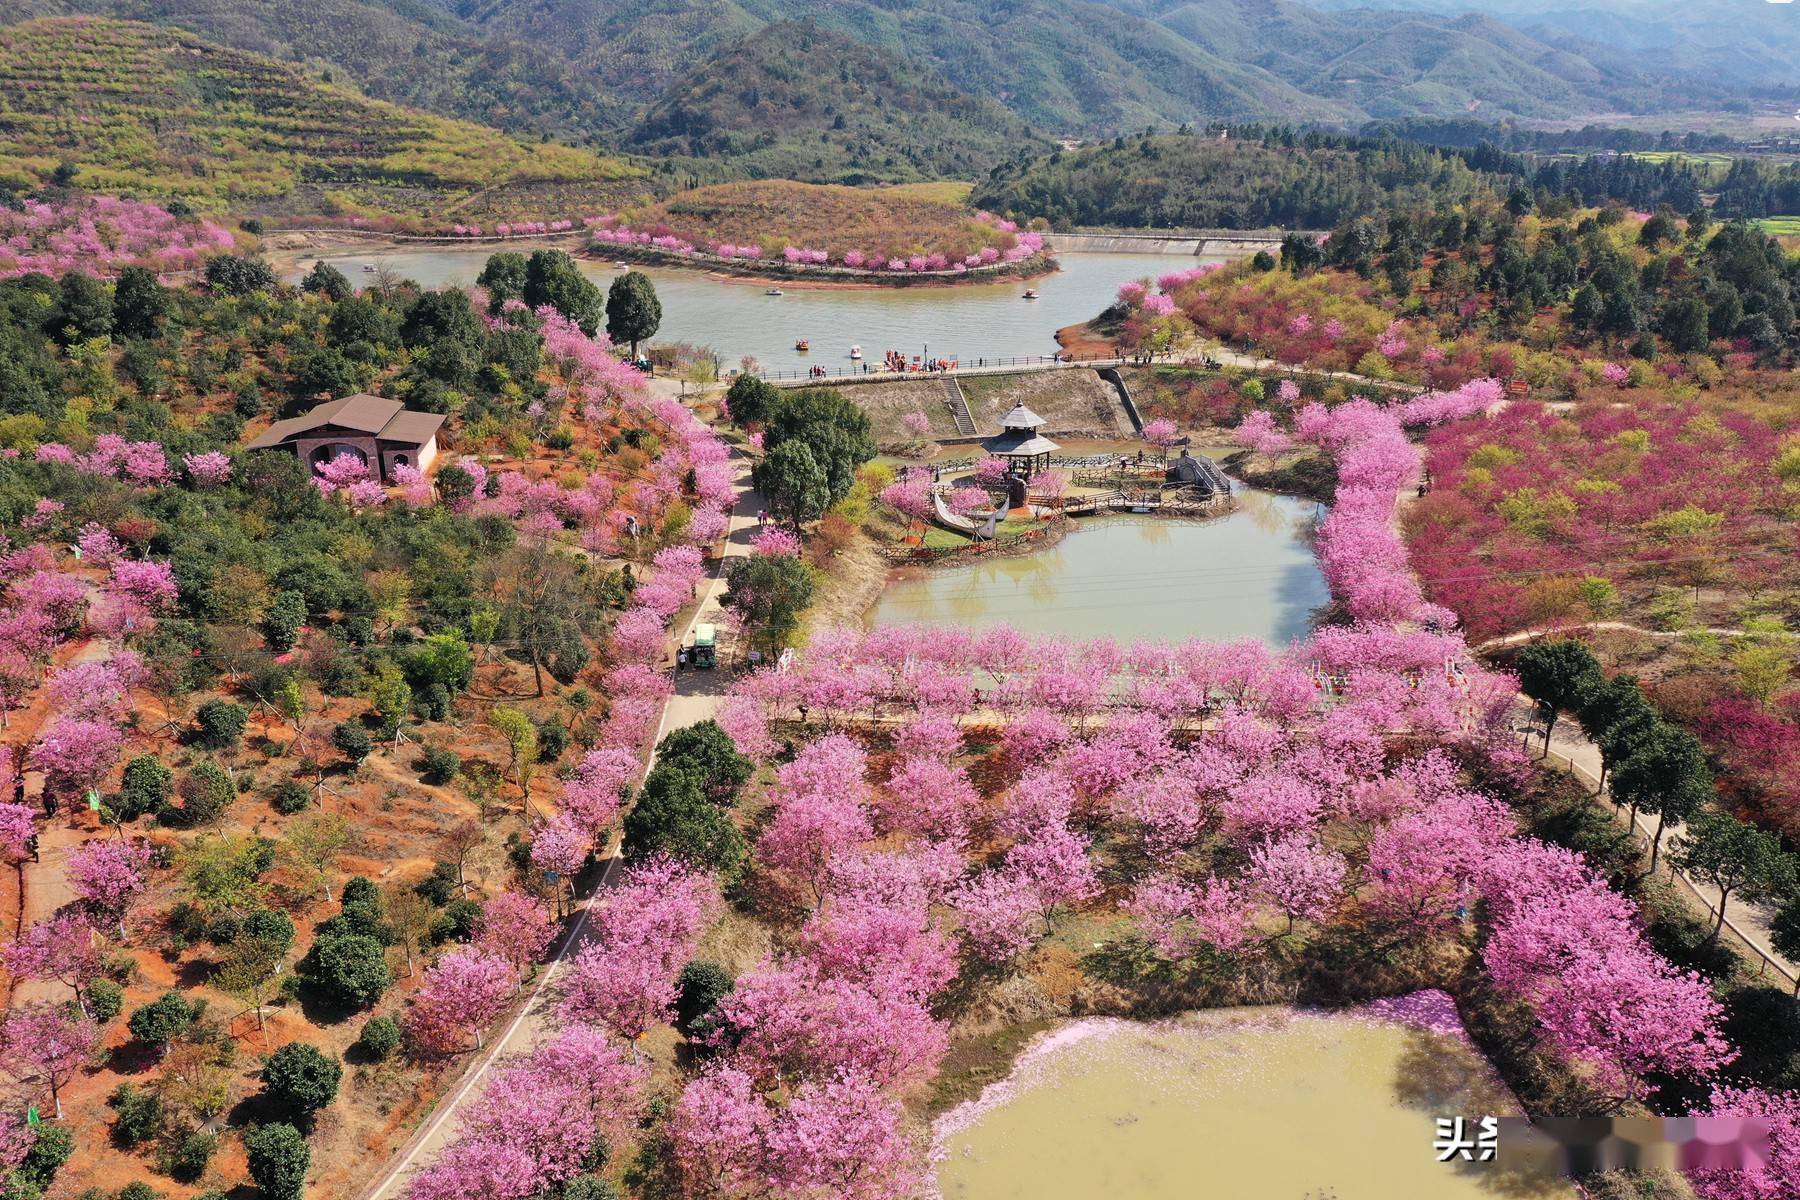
top-left (1045, 232), bottom-right (1291, 257)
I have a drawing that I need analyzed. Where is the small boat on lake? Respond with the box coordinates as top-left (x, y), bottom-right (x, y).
top-left (614, 261), bottom-right (629, 269)
top-left (849, 345), bottom-right (864, 359)
top-left (1022, 288), bottom-right (1040, 300)
top-left (795, 339), bottom-right (810, 352)
top-left (361, 264), bottom-right (378, 273)
top-left (766, 287), bottom-right (785, 296)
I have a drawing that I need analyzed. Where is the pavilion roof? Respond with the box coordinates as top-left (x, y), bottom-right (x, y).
top-left (995, 403), bottom-right (1047, 431)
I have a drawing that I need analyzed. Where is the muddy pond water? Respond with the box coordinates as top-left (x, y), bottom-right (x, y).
top-left (933, 1007), bottom-right (1576, 1200)
top-left (292, 250), bottom-right (1202, 374)
top-left (868, 484), bottom-right (1329, 647)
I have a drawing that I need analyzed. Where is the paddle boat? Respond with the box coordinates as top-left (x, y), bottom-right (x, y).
top-left (614, 261), bottom-right (629, 269)
top-left (1021, 288), bottom-right (1040, 300)
top-left (766, 287), bottom-right (785, 296)
top-left (849, 345), bottom-right (864, 359)
top-left (794, 339), bottom-right (810, 352)
top-left (361, 264), bottom-right (378, 273)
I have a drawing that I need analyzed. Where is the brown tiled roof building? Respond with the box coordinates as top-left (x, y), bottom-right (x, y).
top-left (245, 394), bottom-right (445, 482)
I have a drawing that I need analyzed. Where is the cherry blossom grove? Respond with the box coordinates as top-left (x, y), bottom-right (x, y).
top-left (650, 388), bottom-right (1746, 1194)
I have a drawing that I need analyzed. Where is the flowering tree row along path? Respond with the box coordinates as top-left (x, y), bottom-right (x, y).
top-left (364, 378), bottom-right (761, 1200)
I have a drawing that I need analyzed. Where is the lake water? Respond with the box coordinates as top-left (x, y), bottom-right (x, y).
top-left (868, 486), bottom-right (1329, 647)
top-left (934, 1007), bottom-right (1576, 1200)
top-left (294, 250), bottom-right (1200, 374)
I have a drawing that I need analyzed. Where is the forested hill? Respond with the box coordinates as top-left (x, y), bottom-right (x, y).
top-left (626, 22), bottom-right (1050, 184)
top-left (0, 0), bottom-right (635, 144)
top-left (0, 18), bottom-right (642, 216)
top-left (430, 0), bottom-right (1747, 134)
top-left (971, 133), bottom-right (1503, 230)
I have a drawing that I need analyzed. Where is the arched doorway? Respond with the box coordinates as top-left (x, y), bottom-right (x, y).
top-left (311, 443), bottom-right (368, 470)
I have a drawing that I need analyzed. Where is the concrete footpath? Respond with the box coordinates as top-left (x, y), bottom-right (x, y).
top-left (362, 423), bottom-right (763, 1200)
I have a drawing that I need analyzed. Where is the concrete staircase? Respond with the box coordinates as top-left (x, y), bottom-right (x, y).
top-left (941, 376), bottom-right (978, 436)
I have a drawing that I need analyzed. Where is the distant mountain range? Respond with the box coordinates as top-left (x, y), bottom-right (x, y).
top-left (0, 0), bottom-right (1792, 186)
top-left (1305, 0), bottom-right (1800, 89)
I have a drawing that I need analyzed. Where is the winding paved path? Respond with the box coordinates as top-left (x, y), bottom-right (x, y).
top-left (362, 392), bottom-right (762, 1200)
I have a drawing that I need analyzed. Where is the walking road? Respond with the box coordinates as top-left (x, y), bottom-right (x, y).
top-left (362, 406), bottom-right (762, 1200)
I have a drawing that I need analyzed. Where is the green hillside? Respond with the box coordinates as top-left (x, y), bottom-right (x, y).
top-left (440, 0), bottom-right (1746, 134)
top-left (0, 17), bottom-right (644, 218)
top-left (0, 0), bottom-right (635, 143)
top-left (972, 131), bottom-right (1503, 229)
top-left (627, 22), bottom-right (1049, 184)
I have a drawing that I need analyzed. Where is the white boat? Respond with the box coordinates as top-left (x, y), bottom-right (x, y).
top-left (1022, 288), bottom-right (1040, 299)
top-left (766, 287), bottom-right (785, 296)
top-left (614, 261), bottom-right (629, 269)
top-left (849, 345), bottom-right (864, 359)
top-left (361, 264), bottom-right (378, 273)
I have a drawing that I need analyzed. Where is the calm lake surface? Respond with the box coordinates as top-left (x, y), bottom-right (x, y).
top-left (294, 251), bottom-right (1200, 374)
top-left (934, 1009), bottom-right (1576, 1200)
top-left (868, 486), bottom-right (1329, 647)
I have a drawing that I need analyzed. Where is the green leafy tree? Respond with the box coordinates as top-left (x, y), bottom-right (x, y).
top-left (1610, 724), bottom-right (1712, 872)
top-left (117, 754), bottom-right (174, 821)
top-left (357, 1015), bottom-right (402, 1061)
top-left (282, 811), bottom-right (351, 902)
top-left (332, 721), bottom-right (373, 769)
top-left (176, 761), bottom-right (237, 826)
top-left (1513, 639), bottom-right (1600, 753)
top-left (674, 959), bottom-right (734, 1037)
top-left (301, 260), bottom-right (353, 301)
top-left (264, 590), bottom-right (307, 652)
top-left (605, 270), bottom-right (662, 355)
top-left (722, 553), bottom-right (814, 653)
top-left (128, 991), bottom-right (201, 1056)
top-left (194, 698), bottom-right (249, 750)
top-left (622, 763), bottom-right (747, 880)
top-left (243, 1122), bottom-right (310, 1200)
top-left (754, 440), bottom-right (830, 531)
top-left (296, 932), bottom-right (391, 1008)
top-left (1660, 294), bottom-right (1712, 353)
top-left (525, 250), bottom-right (604, 333)
top-left (1575, 672), bottom-right (1658, 793)
top-left (52, 272), bottom-right (113, 343)
top-left (760, 389), bottom-right (876, 507)
top-left (205, 255), bottom-right (279, 296)
top-left (400, 288), bottom-right (482, 349)
top-left (113, 266), bottom-right (170, 339)
top-left (656, 721), bottom-right (752, 801)
top-left (178, 833), bottom-right (271, 912)
top-left (403, 631), bottom-right (475, 695)
top-left (1674, 812), bottom-right (1797, 940)
top-left (259, 1042), bottom-right (342, 1123)
top-left (723, 374), bottom-right (779, 428)
top-left (476, 252), bottom-right (528, 310)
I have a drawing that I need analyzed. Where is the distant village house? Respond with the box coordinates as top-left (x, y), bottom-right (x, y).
top-left (245, 394), bottom-right (445, 482)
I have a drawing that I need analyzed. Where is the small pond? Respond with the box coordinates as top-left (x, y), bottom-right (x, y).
top-left (868, 485), bottom-right (1329, 647)
top-left (934, 1005), bottom-right (1576, 1200)
top-left (290, 251), bottom-right (1201, 374)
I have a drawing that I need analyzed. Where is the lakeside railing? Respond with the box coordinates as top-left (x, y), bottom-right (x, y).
top-left (756, 351), bottom-right (1174, 384)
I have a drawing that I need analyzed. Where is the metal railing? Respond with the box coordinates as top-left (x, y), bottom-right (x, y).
top-left (756, 351), bottom-right (1170, 384)
top-left (1539, 745), bottom-right (1799, 992)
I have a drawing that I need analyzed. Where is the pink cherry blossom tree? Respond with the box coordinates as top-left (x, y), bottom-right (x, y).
top-left (1, 1002), bottom-right (101, 1118)
top-left (66, 837), bottom-right (151, 935)
top-left (763, 1072), bottom-right (921, 1200)
top-left (667, 1064), bottom-right (772, 1198)
top-left (1247, 834), bottom-right (1347, 934)
top-left (406, 947), bottom-right (516, 1054)
top-left (3, 912), bottom-right (104, 1015)
top-left (473, 890), bottom-right (556, 982)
